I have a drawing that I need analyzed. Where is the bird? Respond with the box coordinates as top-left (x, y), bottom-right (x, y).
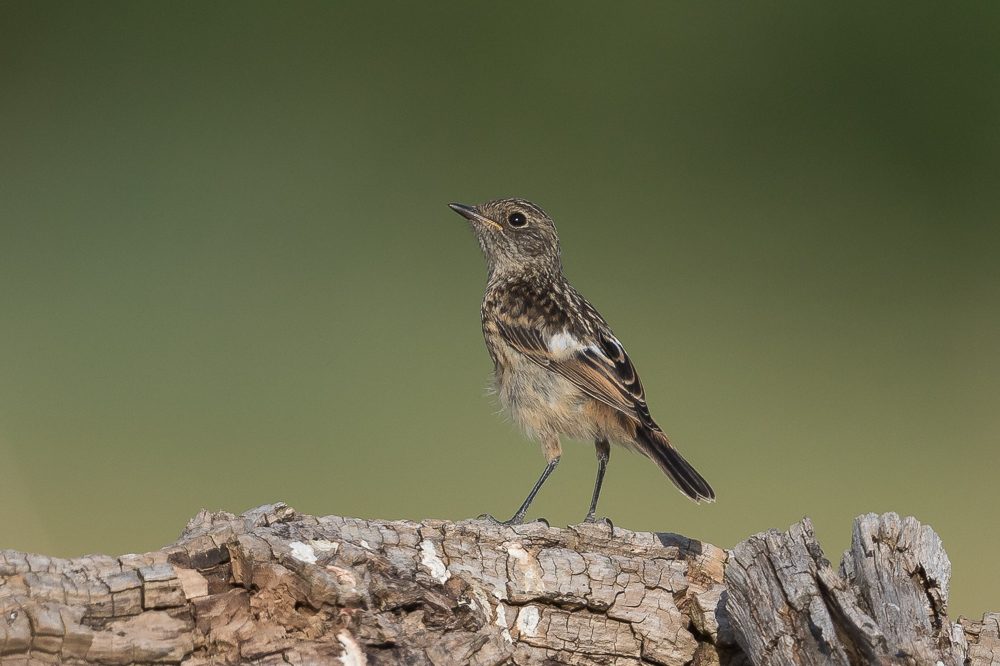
top-left (448, 198), bottom-right (715, 527)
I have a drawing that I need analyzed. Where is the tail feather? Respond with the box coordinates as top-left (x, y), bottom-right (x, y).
top-left (636, 428), bottom-right (715, 503)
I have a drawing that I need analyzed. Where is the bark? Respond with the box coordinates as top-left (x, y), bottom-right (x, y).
top-left (724, 513), bottom-right (995, 666)
top-left (0, 504), bottom-right (993, 665)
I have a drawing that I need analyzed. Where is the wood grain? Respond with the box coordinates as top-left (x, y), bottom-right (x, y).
top-left (0, 505), bottom-right (993, 665)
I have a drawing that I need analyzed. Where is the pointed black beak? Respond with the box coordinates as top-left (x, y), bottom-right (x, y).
top-left (448, 203), bottom-right (502, 230)
top-left (448, 203), bottom-right (476, 219)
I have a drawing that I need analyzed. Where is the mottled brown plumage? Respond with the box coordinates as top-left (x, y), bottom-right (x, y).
top-left (449, 198), bottom-right (714, 526)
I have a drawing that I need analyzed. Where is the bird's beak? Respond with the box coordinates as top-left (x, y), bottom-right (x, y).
top-left (448, 203), bottom-right (503, 231)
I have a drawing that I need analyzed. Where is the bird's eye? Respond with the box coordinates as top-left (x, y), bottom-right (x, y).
top-left (508, 212), bottom-right (527, 227)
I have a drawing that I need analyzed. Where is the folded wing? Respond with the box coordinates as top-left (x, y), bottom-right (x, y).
top-left (496, 322), bottom-right (659, 432)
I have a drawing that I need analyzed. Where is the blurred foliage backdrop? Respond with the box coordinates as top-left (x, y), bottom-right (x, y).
top-left (1, 2), bottom-right (997, 619)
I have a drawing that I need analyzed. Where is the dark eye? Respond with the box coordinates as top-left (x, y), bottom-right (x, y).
top-left (508, 212), bottom-right (527, 227)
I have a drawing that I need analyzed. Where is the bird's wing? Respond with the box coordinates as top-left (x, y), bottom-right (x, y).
top-left (496, 322), bottom-right (659, 431)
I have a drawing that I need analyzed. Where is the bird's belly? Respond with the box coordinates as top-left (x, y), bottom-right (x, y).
top-left (495, 355), bottom-right (598, 442)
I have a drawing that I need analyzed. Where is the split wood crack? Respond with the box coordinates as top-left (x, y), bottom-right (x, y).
top-left (0, 504), bottom-right (996, 665)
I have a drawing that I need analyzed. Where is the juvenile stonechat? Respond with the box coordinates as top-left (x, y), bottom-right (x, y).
top-left (449, 198), bottom-right (715, 526)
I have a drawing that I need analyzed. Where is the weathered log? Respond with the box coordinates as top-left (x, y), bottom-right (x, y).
top-left (724, 513), bottom-right (981, 666)
top-left (0, 504), bottom-right (993, 665)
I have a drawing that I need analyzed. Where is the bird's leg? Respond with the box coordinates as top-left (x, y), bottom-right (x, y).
top-left (584, 439), bottom-right (614, 534)
top-left (480, 456), bottom-right (559, 526)
top-left (480, 435), bottom-right (561, 526)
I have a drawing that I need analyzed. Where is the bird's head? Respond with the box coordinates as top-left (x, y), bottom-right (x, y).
top-left (448, 198), bottom-right (562, 277)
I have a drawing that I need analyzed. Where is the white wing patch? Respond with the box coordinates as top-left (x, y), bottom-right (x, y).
top-left (546, 330), bottom-right (610, 362)
top-left (547, 330), bottom-right (580, 354)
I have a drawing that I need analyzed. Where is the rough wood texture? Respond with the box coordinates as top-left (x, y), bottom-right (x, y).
top-left (0, 503), bottom-right (738, 666)
top-left (0, 504), bottom-right (993, 665)
top-left (725, 512), bottom-right (985, 666)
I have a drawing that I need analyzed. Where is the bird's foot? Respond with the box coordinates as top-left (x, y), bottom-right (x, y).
top-left (583, 515), bottom-right (615, 536)
top-left (478, 513), bottom-right (549, 528)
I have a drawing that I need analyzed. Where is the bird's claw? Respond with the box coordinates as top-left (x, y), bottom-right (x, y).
top-left (477, 513), bottom-right (508, 525)
top-left (477, 513), bottom-right (549, 528)
top-left (583, 515), bottom-right (615, 536)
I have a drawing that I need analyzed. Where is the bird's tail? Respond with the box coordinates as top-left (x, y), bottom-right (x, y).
top-left (635, 427), bottom-right (716, 503)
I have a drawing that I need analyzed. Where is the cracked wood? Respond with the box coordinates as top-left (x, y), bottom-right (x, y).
top-left (0, 505), bottom-right (994, 665)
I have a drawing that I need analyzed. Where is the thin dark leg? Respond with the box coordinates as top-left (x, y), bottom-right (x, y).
top-left (585, 440), bottom-right (610, 522)
top-left (480, 456), bottom-right (560, 526)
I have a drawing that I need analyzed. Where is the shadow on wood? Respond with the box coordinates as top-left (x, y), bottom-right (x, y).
top-left (0, 504), bottom-right (995, 665)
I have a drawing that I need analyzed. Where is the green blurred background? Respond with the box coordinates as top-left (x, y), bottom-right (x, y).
top-left (2, 2), bottom-right (997, 618)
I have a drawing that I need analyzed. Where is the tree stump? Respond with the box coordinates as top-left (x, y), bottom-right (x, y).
top-left (0, 504), bottom-right (994, 665)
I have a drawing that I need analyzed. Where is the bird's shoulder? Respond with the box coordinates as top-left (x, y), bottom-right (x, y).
top-left (483, 273), bottom-right (606, 339)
